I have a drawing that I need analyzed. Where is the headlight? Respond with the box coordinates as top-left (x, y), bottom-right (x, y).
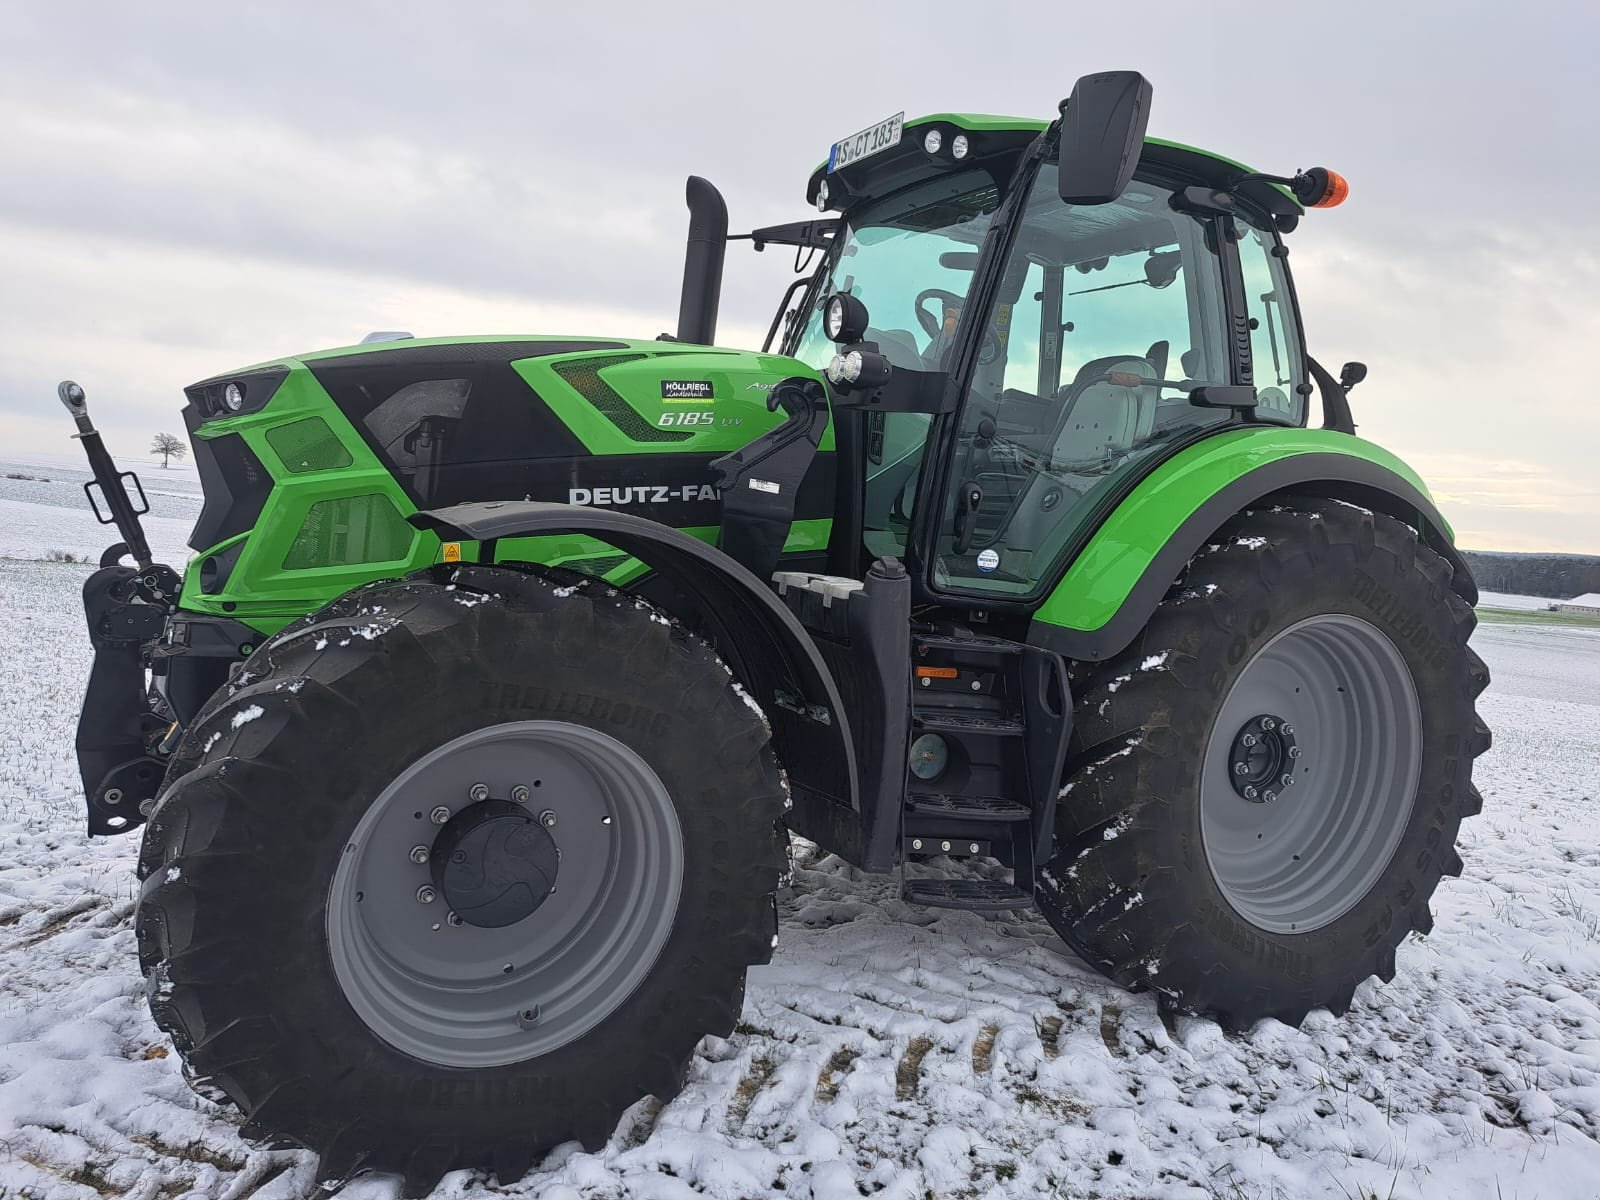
top-left (951, 133), bottom-right (970, 160)
top-left (815, 179), bottom-right (830, 211)
top-left (223, 382), bottom-right (246, 412)
top-left (826, 350), bottom-right (864, 385)
top-left (923, 129), bottom-right (943, 154)
top-left (826, 350), bottom-right (864, 384)
top-left (823, 292), bottom-right (868, 345)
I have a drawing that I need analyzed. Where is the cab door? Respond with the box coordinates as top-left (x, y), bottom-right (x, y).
top-left (925, 161), bottom-right (1241, 601)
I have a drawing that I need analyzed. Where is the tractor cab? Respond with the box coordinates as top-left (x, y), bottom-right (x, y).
top-left (773, 89), bottom-right (1320, 612)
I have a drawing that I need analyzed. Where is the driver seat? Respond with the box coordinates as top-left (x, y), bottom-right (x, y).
top-left (1051, 354), bottom-right (1158, 468)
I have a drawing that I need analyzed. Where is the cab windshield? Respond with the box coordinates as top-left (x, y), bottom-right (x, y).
top-left (792, 171), bottom-right (1001, 373)
top-left (791, 171), bottom-right (1002, 558)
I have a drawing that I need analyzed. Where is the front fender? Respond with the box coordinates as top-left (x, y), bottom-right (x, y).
top-left (410, 501), bottom-right (859, 812)
top-left (1028, 428), bottom-right (1475, 662)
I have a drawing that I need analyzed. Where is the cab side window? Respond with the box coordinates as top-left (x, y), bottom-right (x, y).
top-left (1237, 220), bottom-right (1306, 422)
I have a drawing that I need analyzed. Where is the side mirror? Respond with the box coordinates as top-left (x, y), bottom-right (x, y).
top-left (1057, 70), bottom-right (1153, 206)
top-left (1339, 361), bottom-right (1368, 393)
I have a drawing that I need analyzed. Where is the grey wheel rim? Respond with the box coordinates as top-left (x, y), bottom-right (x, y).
top-left (1200, 614), bottom-right (1422, 935)
top-left (326, 721), bottom-right (683, 1067)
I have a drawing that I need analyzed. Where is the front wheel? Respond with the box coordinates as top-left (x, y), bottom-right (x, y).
top-left (1036, 497), bottom-right (1490, 1027)
top-left (135, 570), bottom-right (787, 1193)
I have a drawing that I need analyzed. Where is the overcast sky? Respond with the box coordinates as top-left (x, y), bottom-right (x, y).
top-left (2, 1), bottom-right (1596, 552)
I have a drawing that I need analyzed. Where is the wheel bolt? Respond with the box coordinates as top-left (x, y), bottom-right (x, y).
top-left (539, 809), bottom-right (558, 829)
top-left (409, 845), bottom-right (430, 865)
top-left (1261, 717), bottom-right (1277, 731)
top-left (1243, 785), bottom-right (1259, 800)
top-left (468, 782), bottom-right (490, 803)
top-left (1241, 734), bottom-right (1258, 748)
top-left (1281, 774), bottom-right (1295, 788)
top-left (1234, 763), bottom-right (1250, 776)
top-left (430, 806), bottom-right (451, 825)
top-left (1264, 790), bottom-right (1278, 803)
top-left (1281, 723), bottom-right (1294, 736)
top-left (416, 885), bottom-right (437, 904)
top-left (446, 911), bottom-right (463, 926)
top-left (511, 784), bottom-right (530, 804)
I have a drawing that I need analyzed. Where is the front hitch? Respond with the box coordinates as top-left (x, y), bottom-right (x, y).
top-left (59, 380), bottom-right (182, 833)
top-left (59, 380), bottom-right (180, 596)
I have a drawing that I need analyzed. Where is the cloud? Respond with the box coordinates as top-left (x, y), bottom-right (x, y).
top-left (2, 0), bottom-right (1597, 553)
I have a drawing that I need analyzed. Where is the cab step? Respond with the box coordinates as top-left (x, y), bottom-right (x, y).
top-left (906, 792), bottom-right (1030, 822)
top-left (913, 710), bottom-right (1025, 736)
top-left (901, 879), bottom-right (1035, 912)
top-left (913, 630), bottom-right (1026, 656)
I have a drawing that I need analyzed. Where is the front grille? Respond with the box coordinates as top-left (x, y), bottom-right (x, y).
top-left (552, 354), bottom-right (692, 443)
top-left (265, 416), bottom-right (353, 473)
top-left (282, 493), bottom-right (416, 571)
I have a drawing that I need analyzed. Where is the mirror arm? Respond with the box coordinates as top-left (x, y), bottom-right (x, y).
top-left (1307, 356), bottom-right (1357, 434)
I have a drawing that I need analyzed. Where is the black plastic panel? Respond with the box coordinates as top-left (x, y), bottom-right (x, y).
top-left (184, 408), bottom-right (273, 552)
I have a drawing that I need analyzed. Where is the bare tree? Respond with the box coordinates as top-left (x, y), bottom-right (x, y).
top-left (150, 432), bottom-right (187, 469)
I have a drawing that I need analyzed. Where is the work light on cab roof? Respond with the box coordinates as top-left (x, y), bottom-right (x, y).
top-left (51, 69), bottom-right (1477, 1197)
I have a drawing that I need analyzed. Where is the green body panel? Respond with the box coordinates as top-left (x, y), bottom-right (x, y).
top-left (180, 362), bottom-right (437, 633)
top-left (1032, 428), bottom-right (1441, 636)
top-left (905, 112), bottom-right (1047, 133)
top-left (510, 345), bottom-right (834, 456)
top-left (178, 339), bottom-right (832, 634)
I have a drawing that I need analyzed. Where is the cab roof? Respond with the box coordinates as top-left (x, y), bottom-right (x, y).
top-left (808, 111), bottom-right (1299, 219)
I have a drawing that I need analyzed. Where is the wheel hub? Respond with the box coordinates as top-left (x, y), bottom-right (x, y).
top-left (430, 799), bottom-right (559, 927)
top-left (326, 720), bottom-right (684, 1067)
top-left (1226, 714), bottom-right (1300, 803)
top-left (1200, 614), bottom-right (1423, 935)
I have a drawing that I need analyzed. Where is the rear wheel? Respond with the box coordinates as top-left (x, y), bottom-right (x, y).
top-left (1035, 498), bottom-right (1490, 1027)
top-left (136, 569), bottom-right (787, 1193)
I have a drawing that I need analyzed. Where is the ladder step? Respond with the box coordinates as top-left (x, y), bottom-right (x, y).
top-left (913, 710), bottom-right (1025, 736)
top-left (901, 879), bottom-right (1034, 912)
top-left (914, 631), bottom-right (1025, 656)
top-left (906, 792), bottom-right (1030, 821)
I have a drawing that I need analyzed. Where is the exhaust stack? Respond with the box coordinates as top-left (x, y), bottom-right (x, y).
top-left (675, 176), bottom-right (728, 346)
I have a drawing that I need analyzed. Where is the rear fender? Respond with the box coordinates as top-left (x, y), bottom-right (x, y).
top-left (1028, 429), bottom-right (1475, 662)
top-left (410, 502), bottom-right (860, 813)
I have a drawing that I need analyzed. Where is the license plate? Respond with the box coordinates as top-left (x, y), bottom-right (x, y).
top-left (827, 112), bottom-right (904, 173)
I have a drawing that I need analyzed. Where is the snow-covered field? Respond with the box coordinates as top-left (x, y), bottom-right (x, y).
top-left (0, 456), bottom-right (200, 567)
top-left (1479, 591), bottom-right (1561, 613)
top-left (2, 491), bottom-right (1598, 1200)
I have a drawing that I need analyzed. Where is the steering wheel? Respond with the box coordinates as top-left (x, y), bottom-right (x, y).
top-left (914, 288), bottom-right (964, 340)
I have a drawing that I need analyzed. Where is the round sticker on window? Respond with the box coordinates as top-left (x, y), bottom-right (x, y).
top-left (976, 548), bottom-right (1000, 573)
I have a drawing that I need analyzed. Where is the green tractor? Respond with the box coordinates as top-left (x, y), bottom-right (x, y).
top-left (63, 72), bottom-right (1488, 1191)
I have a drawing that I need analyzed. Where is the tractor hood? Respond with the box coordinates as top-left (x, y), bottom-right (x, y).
top-left (176, 336), bottom-right (834, 626)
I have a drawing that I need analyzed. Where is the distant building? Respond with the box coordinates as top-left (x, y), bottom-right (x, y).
top-left (1558, 593), bottom-right (1600, 615)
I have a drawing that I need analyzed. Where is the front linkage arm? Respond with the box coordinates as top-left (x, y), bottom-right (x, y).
top-left (59, 381), bottom-right (184, 834)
